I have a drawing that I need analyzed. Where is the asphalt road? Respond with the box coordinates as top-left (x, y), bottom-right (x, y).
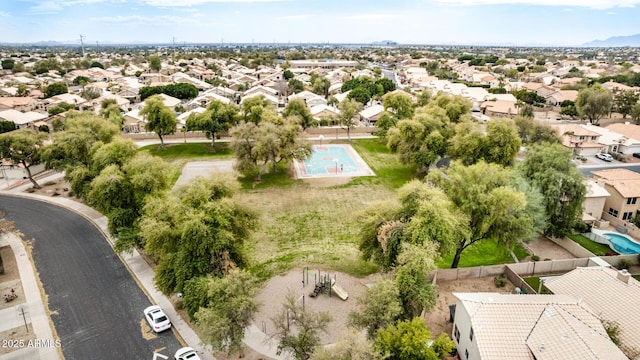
top-left (0, 195), bottom-right (181, 360)
top-left (579, 164), bottom-right (640, 177)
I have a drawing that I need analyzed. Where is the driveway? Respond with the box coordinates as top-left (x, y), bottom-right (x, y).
top-left (0, 196), bottom-right (182, 359)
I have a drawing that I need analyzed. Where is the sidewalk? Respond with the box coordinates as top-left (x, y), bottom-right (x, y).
top-left (0, 233), bottom-right (59, 360)
top-left (0, 172), bottom-right (288, 360)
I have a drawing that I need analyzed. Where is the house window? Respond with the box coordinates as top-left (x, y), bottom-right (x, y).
top-left (579, 136), bottom-right (585, 140)
top-left (591, 136), bottom-right (598, 141)
top-left (470, 327), bottom-right (474, 342)
top-left (608, 208), bottom-right (619, 218)
top-left (454, 325), bottom-right (460, 343)
top-left (627, 197), bottom-right (638, 205)
top-left (623, 212), bottom-right (634, 221)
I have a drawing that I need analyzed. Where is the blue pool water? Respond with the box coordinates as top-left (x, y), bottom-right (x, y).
top-left (604, 233), bottom-right (640, 254)
top-left (303, 145), bottom-right (360, 175)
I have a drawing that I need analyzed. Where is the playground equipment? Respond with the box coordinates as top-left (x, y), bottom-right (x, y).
top-left (307, 270), bottom-right (348, 301)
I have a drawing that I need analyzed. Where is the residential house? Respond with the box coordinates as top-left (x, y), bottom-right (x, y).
top-left (241, 91), bottom-right (280, 107)
top-left (546, 90), bottom-right (578, 106)
top-left (591, 168), bottom-right (640, 225)
top-left (581, 123), bottom-right (639, 155)
top-left (177, 107), bottom-right (206, 129)
top-left (288, 91), bottom-right (327, 108)
top-left (309, 104), bottom-right (339, 121)
top-left (544, 266), bottom-right (640, 356)
top-left (359, 104), bottom-right (384, 124)
top-left (243, 85), bottom-right (279, 99)
top-left (451, 292), bottom-right (626, 360)
top-left (172, 72), bottom-right (212, 91)
top-left (555, 123), bottom-right (603, 156)
top-left (123, 109), bottom-right (145, 133)
top-left (186, 91), bottom-right (231, 110)
top-left (605, 123), bottom-right (640, 155)
top-left (0, 109), bottom-right (48, 129)
top-left (0, 97), bottom-right (38, 112)
top-left (480, 100), bottom-right (519, 118)
top-left (583, 179), bottom-right (611, 223)
top-left (287, 60), bottom-right (358, 70)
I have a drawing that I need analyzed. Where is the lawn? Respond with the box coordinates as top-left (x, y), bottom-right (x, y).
top-left (436, 239), bottom-right (529, 268)
top-left (139, 142), bottom-right (233, 161)
top-left (567, 233), bottom-right (611, 256)
top-left (144, 138), bottom-right (534, 278)
top-left (523, 276), bottom-right (553, 294)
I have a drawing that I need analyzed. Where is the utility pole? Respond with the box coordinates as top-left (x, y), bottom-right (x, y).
top-left (79, 34), bottom-right (86, 57)
top-left (96, 41), bottom-right (100, 55)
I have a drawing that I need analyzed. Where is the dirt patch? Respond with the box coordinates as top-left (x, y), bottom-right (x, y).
top-left (253, 268), bottom-right (381, 345)
top-left (27, 178), bottom-right (76, 200)
top-left (521, 237), bottom-right (577, 261)
top-left (302, 177), bottom-right (353, 188)
top-left (424, 276), bottom-right (516, 337)
top-left (0, 245), bottom-right (26, 310)
top-left (0, 324), bottom-right (37, 355)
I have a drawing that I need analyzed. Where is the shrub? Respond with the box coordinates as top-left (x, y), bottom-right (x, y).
top-left (531, 255), bottom-right (540, 262)
top-left (494, 274), bottom-right (507, 288)
top-left (618, 259), bottom-right (633, 270)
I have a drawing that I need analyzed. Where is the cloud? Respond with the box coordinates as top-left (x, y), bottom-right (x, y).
top-left (140, 0), bottom-right (287, 6)
top-left (277, 14), bottom-right (312, 20)
top-left (27, 0), bottom-right (124, 14)
top-left (435, 0), bottom-right (639, 9)
top-left (91, 14), bottom-right (199, 24)
top-left (0, 11), bottom-right (10, 17)
top-left (342, 13), bottom-right (403, 20)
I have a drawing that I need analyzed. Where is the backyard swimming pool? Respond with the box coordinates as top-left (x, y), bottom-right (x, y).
top-left (603, 232), bottom-right (640, 254)
top-left (293, 144), bottom-right (375, 179)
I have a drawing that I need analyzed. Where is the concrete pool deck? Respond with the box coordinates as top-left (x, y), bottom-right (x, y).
top-left (293, 144), bottom-right (375, 179)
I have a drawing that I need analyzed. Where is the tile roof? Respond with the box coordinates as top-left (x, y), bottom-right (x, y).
top-left (454, 292), bottom-right (627, 360)
top-left (545, 267), bottom-right (640, 354)
top-left (591, 169), bottom-right (640, 198)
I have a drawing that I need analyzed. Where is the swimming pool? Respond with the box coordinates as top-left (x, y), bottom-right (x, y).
top-left (293, 144), bottom-right (375, 178)
top-left (603, 232), bottom-right (640, 254)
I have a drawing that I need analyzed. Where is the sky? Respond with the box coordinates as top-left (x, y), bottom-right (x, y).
top-left (1, 0), bottom-right (640, 46)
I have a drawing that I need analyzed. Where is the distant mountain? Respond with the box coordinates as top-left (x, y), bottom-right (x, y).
top-left (372, 40), bottom-right (397, 45)
top-left (583, 34), bottom-right (640, 47)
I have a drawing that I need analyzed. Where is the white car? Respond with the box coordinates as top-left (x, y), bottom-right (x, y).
top-left (595, 153), bottom-right (614, 162)
top-left (174, 347), bottom-right (201, 360)
top-left (144, 305), bottom-right (171, 333)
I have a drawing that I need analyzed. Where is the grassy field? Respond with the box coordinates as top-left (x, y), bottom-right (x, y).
top-left (139, 142), bottom-right (233, 161)
top-left (567, 233), bottom-right (612, 256)
top-left (523, 276), bottom-right (553, 294)
top-left (436, 239), bottom-right (529, 268)
top-left (143, 138), bottom-right (534, 279)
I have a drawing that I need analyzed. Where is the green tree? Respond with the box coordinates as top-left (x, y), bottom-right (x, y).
top-left (283, 98), bottom-right (315, 129)
top-left (12, 62), bottom-right (25, 73)
top-left (518, 143), bottom-right (586, 238)
top-left (428, 161), bottom-right (536, 268)
top-left (514, 116), bottom-right (560, 144)
top-left (448, 121), bottom-right (485, 166)
top-left (72, 76), bottom-right (90, 86)
top-left (139, 94), bottom-right (178, 148)
top-left (90, 61), bottom-right (104, 69)
top-left (283, 69), bottom-right (294, 80)
top-left (186, 100), bottom-right (238, 146)
top-left (395, 244), bottom-right (437, 318)
top-left (272, 291), bottom-right (332, 360)
top-left (16, 84), bottom-right (29, 97)
top-left (140, 175), bottom-right (256, 293)
top-left (576, 84), bottom-right (613, 125)
top-left (288, 79), bottom-right (305, 94)
top-left (0, 129), bottom-right (45, 188)
top-left (348, 278), bottom-right (403, 339)
top-left (312, 77), bottom-right (331, 98)
top-left (0, 120), bottom-right (16, 134)
top-left (613, 89), bottom-right (639, 119)
top-left (241, 95), bottom-right (272, 124)
top-left (373, 318), bottom-right (440, 360)
top-left (358, 181), bottom-right (465, 268)
top-left (1, 59), bottom-right (15, 70)
top-left (631, 103), bottom-right (640, 124)
top-left (44, 82), bottom-right (68, 98)
top-left (383, 92), bottom-right (414, 119)
top-left (347, 87), bottom-right (371, 105)
top-left (148, 55), bottom-right (162, 72)
top-left (483, 118), bottom-right (522, 167)
top-left (337, 98), bottom-right (363, 142)
top-left (311, 329), bottom-right (377, 360)
top-left (192, 271), bottom-right (260, 357)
